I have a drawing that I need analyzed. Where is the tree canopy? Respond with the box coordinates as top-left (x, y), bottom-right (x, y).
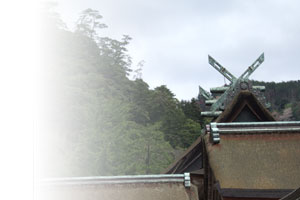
top-left (39, 7), bottom-right (203, 177)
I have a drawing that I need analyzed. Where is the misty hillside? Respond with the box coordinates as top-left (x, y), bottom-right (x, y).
top-left (40, 6), bottom-right (300, 178)
top-left (40, 7), bottom-right (202, 177)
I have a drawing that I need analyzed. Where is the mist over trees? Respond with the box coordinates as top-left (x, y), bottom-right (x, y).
top-left (39, 5), bottom-right (300, 178)
top-left (39, 6), bottom-right (202, 177)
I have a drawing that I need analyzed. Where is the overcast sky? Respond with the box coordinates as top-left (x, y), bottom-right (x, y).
top-left (55, 0), bottom-right (300, 100)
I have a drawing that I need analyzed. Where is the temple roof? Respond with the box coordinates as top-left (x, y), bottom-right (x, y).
top-left (166, 54), bottom-right (299, 192)
top-left (205, 121), bottom-right (300, 190)
top-left (165, 91), bottom-right (275, 174)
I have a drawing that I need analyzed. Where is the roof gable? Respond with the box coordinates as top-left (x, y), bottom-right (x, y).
top-left (234, 104), bottom-right (260, 122)
top-left (216, 91), bottom-right (275, 122)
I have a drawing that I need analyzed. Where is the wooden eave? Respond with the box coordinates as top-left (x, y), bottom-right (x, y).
top-left (164, 134), bottom-right (203, 174)
top-left (215, 91), bottom-right (275, 123)
top-left (220, 188), bottom-right (294, 199)
top-left (280, 187), bottom-right (300, 200)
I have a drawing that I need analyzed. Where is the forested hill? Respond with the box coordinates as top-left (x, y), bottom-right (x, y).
top-left (253, 80), bottom-right (300, 120)
top-left (40, 6), bottom-right (300, 178)
top-left (40, 7), bottom-right (202, 177)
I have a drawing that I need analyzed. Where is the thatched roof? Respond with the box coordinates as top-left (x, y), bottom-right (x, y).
top-left (205, 132), bottom-right (300, 189)
top-left (39, 175), bottom-right (198, 200)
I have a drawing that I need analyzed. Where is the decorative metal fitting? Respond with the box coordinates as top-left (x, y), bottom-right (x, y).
top-left (206, 124), bottom-right (211, 133)
top-left (184, 173), bottom-right (191, 187)
top-left (240, 81), bottom-right (249, 90)
top-left (210, 122), bottom-right (220, 144)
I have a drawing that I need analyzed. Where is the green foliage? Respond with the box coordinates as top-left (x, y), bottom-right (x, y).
top-left (76, 8), bottom-right (107, 39)
top-left (180, 119), bottom-right (202, 147)
top-left (180, 98), bottom-right (203, 124)
top-left (292, 102), bottom-right (300, 120)
top-left (40, 8), bottom-right (203, 177)
top-left (253, 80), bottom-right (300, 119)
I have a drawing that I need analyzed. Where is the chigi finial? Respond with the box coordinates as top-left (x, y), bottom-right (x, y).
top-left (200, 53), bottom-right (268, 118)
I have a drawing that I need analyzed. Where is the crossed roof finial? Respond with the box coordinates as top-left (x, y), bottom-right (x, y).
top-left (200, 53), bottom-right (267, 118)
top-left (208, 53), bottom-right (264, 83)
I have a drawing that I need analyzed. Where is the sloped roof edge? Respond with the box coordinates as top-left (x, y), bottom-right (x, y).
top-left (280, 187), bottom-right (300, 200)
top-left (216, 91), bottom-right (275, 122)
top-left (164, 133), bottom-right (203, 174)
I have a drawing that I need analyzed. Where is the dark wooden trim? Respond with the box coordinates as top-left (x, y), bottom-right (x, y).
top-left (164, 135), bottom-right (203, 174)
top-left (280, 187), bottom-right (300, 200)
top-left (220, 188), bottom-right (293, 199)
top-left (230, 102), bottom-right (263, 122)
top-left (180, 152), bottom-right (202, 172)
top-left (228, 101), bottom-right (246, 122)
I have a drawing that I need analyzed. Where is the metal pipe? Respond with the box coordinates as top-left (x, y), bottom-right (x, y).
top-left (218, 127), bottom-right (300, 134)
top-left (210, 87), bottom-right (229, 93)
top-left (201, 111), bottom-right (222, 117)
top-left (212, 121), bottom-right (300, 127)
top-left (253, 85), bottom-right (265, 91)
top-left (40, 174), bottom-right (190, 187)
top-left (209, 121), bottom-right (300, 144)
top-left (205, 99), bottom-right (217, 105)
top-left (41, 179), bottom-right (185, 186)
